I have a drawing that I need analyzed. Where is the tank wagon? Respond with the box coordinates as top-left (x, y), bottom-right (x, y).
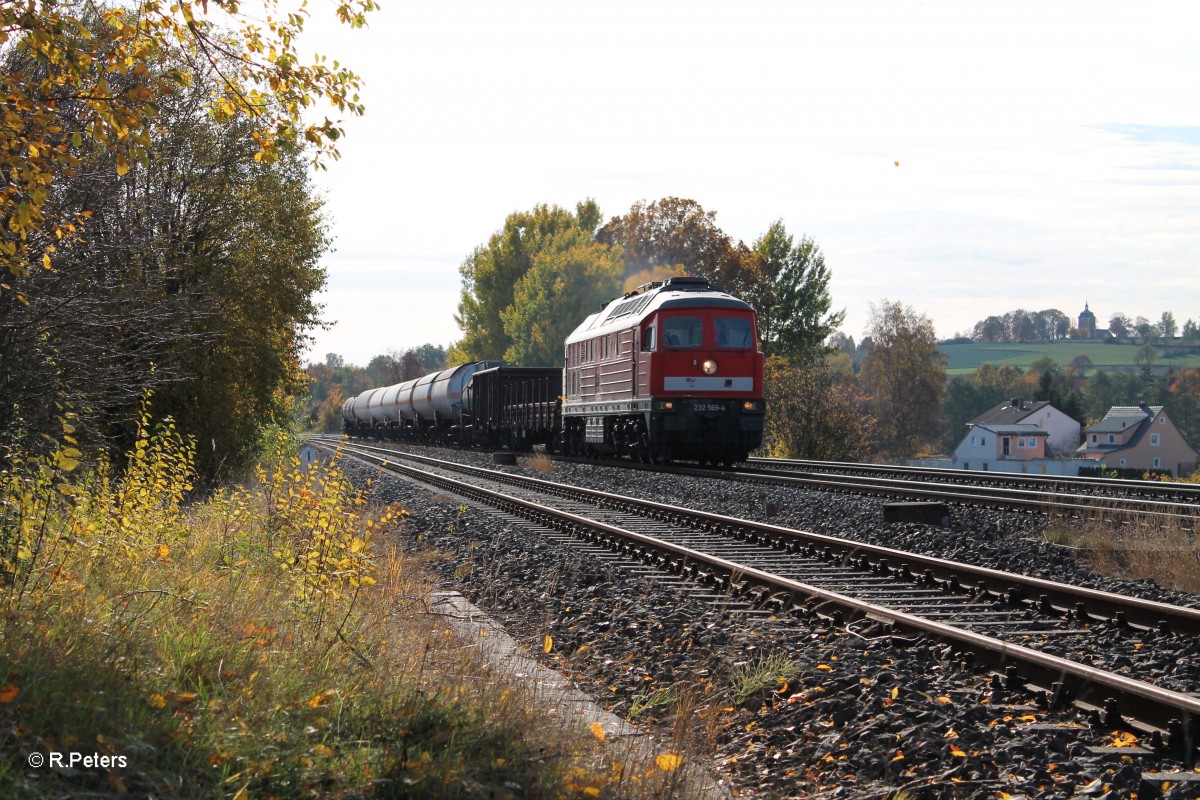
top-left (342, 360), bottom-right (502, 443)
top-left (341, 361), bottom-right (562, 450)
top-left (560, 276), bottom-right (764, 464)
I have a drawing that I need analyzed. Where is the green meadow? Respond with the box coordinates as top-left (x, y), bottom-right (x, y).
top-left (939, 340), bottom-right (1200, 375)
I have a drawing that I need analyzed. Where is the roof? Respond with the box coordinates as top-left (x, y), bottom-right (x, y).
top-left (564, 277), bottom-right (752, 345)
top-left (1085, 405), bottom-right (1162, 434)
top-left (972, 398), bottom-right (1052, 426)
top-left (975, 423), bottom-right (1048, 436)
top-left (1077, 405), bottom-right (1162, 454)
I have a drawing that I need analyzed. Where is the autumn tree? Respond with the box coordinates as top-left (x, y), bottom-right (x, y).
top-left (762, 357), bottom-right (874, 460)
top-left (0, 1), bottom-right (374, 297)
top-left (451, 201), bottom-right (603, 363)
top-left (500, 230), bottom-right (623, 367)
top-left (597, 197), bottom-right (758, 295)
top-left (1, 50), bottom-right (329, 480)
top-left (745, 220), bottom-right (843, 361)
top-left (859, 300), bottom-right (947, 458)
top-left (1183, 319), bottom-right (1199, 343)
top-left (1109, 313), bottom-right (1132, 339)
top-left (1159, 311), bottom-right (1178, 341)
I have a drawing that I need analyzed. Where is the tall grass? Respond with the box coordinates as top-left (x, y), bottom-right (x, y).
top-left (0, 411), bottom-right (694, 798)
top-left (1045, 507), bottom-right (1200, 594)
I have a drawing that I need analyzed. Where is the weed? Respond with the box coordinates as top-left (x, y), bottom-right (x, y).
top-left (730, 651), bottom-right (805, 705)
top-left (520, 452), bottom-right (555, 474)
top-left (628, 685), bottom-right (680, 719)
top-left (0, 415), bottom-right (690, 798)
top-left (1042, 527), bottom-right (1079, 547)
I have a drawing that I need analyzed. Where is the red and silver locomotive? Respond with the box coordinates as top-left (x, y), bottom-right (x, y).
top-left (560, 276), bottom-right (765, 464)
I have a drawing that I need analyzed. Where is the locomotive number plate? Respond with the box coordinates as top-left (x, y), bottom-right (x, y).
top-left (694, 403), bottom-right (725, 413)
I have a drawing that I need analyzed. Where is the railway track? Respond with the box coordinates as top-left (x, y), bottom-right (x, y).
top-left (748, 456), bottom-right (1200, 505)
top-left (552, 454), bottom-right (1200, 523)
top-left (315, 438), bottom-right (1200, 759)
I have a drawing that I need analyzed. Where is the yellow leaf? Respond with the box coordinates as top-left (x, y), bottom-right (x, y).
top-left (583, 788), bottom-right (600, 798)
top-left (950, 745), bottom-right (966, 757)
top-left (115, 153), bottom-right (129, 176)
top-left (0, 685), bottom-right (20, 703)
top-left (147, 693), bottom-right (167, 709)
top-left (890, 686), bottom-right (900, 700)
top-left (543, 634), bottom-right (553, 654)
top-left (655, 753), bottom-right (683, 772)
top-left (817, 664), bottom-right (832, 671)
top-left (589, 722), bottom-right (605, 741)
top-left (936, 696), bottom-right (953, 704)
top-left (42, 253), bottom-right (51, 269)
top-left (892, 750), bottom-right (904, 762)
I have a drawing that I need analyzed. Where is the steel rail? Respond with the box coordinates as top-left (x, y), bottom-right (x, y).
top-left (749, 457), bottom-right (1200, 502)
top-left (319, 439), bottom-right (1200, 745)
top-left (327, 439), bottom-right (1200, 637)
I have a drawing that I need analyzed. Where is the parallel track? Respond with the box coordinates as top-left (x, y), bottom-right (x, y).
top-left (555, 455), bottom-right (1200, 523)
top-left (749, 456), bottom-right (1200, 504)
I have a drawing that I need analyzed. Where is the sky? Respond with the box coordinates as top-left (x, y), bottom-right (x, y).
top-left (296, 1), bottom-right (1200, 367)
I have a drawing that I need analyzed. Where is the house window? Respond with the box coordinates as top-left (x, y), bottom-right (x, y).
top-left (1108, 434), bottom-right (1115, 444)
top-left (1151, 433), bottom-right (1160, 446)
top-left (1154, 457), bottom-right (1161, 468)
top-left (1159, 417), bottom-right (1166, 424)
top-left (1119, 459), bottom-right (1127, 466)
top-left (1091, 434), bottom-right (1097, 443)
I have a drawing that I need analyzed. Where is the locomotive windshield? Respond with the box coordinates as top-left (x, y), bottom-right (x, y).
top-left (716, 316), bottom-right (754, 348)
top-left (663, 316), bottom-right (703, 347)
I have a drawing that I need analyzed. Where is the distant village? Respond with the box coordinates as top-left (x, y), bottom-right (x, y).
top-left (924, 303), bottom-right (1199, 477)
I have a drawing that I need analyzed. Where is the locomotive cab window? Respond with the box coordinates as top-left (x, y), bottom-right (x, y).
top-left (663, 316), bottom-right (702, 347)
top-left (716, 316), bottom-right (753, 348)
top-left (642, 326), bottom-right (656, 351)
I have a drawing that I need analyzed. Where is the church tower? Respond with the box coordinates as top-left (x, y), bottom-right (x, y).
top-left (1078, 302), bottom-right (1096, 339)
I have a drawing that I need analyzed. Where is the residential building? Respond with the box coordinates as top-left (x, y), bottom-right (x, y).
top-left (951, 398), bottom-right (1087, 475)
top-left (970, 398), bottom-right (1081, 457)
top-left (1076, 404), bottom-right (1198, 476)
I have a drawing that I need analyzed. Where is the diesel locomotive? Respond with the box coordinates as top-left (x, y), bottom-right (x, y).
top-left (341, 276), bottom-right (765, 464)
top-left (560, 276), bottom-right (764, 464)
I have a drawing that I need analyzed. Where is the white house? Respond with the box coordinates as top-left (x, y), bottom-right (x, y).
top-left (951, 398), bottom-right (1089, 475)
top-left (971, 398), bottom-right (1081, 457)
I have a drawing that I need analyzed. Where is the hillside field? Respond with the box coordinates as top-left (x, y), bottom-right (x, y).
top-left (938, 340), bottom-right (1200, 375)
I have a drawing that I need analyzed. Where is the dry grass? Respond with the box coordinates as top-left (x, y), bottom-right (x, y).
top-left (1048, 511), bottom-right (1200, 594)
top-left (519, 451), bottom-right (556, 474)
top-left (0, 417), bottom-right (704, 798)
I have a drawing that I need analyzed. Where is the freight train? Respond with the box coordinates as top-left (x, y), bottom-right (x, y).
top-left (341, 276), bottom-right (765, 464)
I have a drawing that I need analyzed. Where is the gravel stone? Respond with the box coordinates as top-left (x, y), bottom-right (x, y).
top-left (338, 444), bottom-right (1200, 799)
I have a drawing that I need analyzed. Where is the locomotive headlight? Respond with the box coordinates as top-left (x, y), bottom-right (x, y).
top-left (653, 399), bottom-right (675, 411)
top-left (702, 359), bottom-right (718, 375)
top-left (742, 400), bottom-right (765, 413)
